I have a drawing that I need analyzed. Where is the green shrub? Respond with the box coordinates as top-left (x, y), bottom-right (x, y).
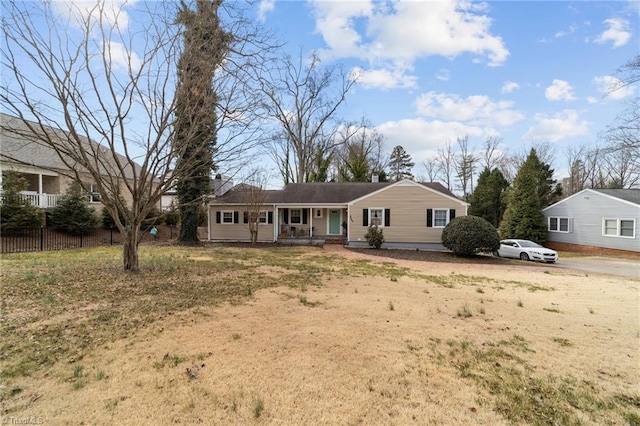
top-left (0, 171), bottom-right (42, 232)
top-left (364, 225), bottom-right (384, 249)
top-left (49, 182), bottom-right (98, 235)
top-left (441, 215), bottom-right (499, 256)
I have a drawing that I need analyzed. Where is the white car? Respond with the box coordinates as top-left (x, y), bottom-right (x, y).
top-left (495, 239), bottom-right (558, 263)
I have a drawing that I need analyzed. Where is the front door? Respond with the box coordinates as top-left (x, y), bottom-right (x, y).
top-left (329, 209), bottom-right (341, 234)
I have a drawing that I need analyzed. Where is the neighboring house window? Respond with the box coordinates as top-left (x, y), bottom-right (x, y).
top-left (603, 218), bottom-right (636, 238)
top-left (315, 208), bottom-right (323, 218)
top-left (88, 183), bottom-right (101, 203)
top-left (549, 217), bottom-right (571, 233)
top-left (426, 208), bottom-right (455, 228)
top-left (362, 208), bottom-right (390, 227)
top-left (290, 209), bottom-right (302, 224)
top-left (222, 211), bottom-right (234, 224)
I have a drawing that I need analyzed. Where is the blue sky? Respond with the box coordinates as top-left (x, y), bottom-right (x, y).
top-left (3, 0), bottom-right (638, 188)
top-left (256, 0), bottom-right (638, 181)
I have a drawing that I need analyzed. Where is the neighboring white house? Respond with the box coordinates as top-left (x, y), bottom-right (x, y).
top-left (543, 188), bottom-right (640, 254)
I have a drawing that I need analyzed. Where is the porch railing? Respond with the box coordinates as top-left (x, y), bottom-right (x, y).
top-left (0, 192), bottom-right (62, 208)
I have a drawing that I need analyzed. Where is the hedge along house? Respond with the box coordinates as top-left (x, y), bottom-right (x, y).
top-left (542, 188), bottom-right (640, 254)
top-left (207, 179), bottom-right (469, 249)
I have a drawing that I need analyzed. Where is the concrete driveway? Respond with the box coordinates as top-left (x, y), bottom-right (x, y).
top-left (554, 256), bottom-right (639, 279)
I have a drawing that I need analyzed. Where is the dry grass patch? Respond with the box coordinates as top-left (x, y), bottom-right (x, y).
top-left (1, 244), bottom-right (638, 424)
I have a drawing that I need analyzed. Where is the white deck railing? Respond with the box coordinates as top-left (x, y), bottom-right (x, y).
top-left (0, 192), bottom-right (62, 208)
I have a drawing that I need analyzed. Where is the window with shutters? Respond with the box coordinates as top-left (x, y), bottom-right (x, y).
top-left (222, 211), bottom-right (234, 224)
top-left (433, 209), bottom-right (448, 227)
top-left (290, 209), bottom-right (302, 224)
top-left (370, 208), bottom-right (384, 227)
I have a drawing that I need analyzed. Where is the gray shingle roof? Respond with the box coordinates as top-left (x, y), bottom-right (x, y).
top-left (0, 113), bottom-right (141, 180)
top-left (211, 181), bottom-right (461, 205)
top-left (591, 188), bottom-right (640, 205)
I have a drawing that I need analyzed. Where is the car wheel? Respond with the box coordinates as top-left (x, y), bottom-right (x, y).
top-left (519, 252), bottom-right (530, 261)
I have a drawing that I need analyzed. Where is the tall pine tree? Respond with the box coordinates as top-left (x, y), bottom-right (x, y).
top-left (499, 149), bottom-right (559, 243)
top-left (389, 145), bottom-right (414, 181)
top-left (174, 0), bottom-right (231, 244)
top-left (468, 167), bottom-right (509, 228)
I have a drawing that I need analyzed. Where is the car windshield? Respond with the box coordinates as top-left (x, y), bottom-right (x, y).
top-left (518, 240), bottom-right (542, 248)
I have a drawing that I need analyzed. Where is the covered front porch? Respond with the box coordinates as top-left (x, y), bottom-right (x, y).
top-left (275, 206), bottom-right (347, 243)
top-left (1, 169), bottom-right (62, 208)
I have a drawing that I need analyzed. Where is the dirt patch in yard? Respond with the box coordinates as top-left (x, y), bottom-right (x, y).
top-left (3, 246), bottom-right (639, 425)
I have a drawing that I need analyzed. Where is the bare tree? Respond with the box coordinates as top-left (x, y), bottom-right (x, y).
top-left (480, 135), bottom-right (505, 171)
top-left (259, 51), bottom-right (357, 184)
top-left (453, 135), bottom-right (477, 197)
top-left (435, 139), bottom-right (456, 191)
top-left (334, 118), bottom-right (386, 182)
top-left (1, 1), bottom-right (210, 271)
top-left (241, 171), bottom-right (269, 244)
top-left (422, 155), bottom-right (441, 182)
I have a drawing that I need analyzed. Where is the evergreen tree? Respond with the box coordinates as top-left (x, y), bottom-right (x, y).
top-left (0, 171), bottom-right (41, 231)
top-left (339, 143), bottom-right (371, 182)
top-left (389, 145), bottom-right (414, 181)
top-left (468, 167), bottom-right (509, 227)
top-left (174, 0), bottom-right (231, 245)
top-left (499, 149), bottom-right (557, 243)
top-left (307, 147), bottom-right (332, 182)
top-left (49, 182), bottom-right (98, 235)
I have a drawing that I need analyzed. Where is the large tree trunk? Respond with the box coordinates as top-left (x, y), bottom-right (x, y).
top-left (122, 226), bottom-right (140, 272)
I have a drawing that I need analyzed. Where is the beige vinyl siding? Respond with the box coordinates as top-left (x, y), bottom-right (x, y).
top-left (350, 185), bottom-right (461, 244)
top-left (209, 207), bottom-right (275, 242)
top-left (310, 208), bottom-right (329, 235)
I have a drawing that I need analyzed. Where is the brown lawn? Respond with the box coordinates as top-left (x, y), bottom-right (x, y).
top-left (2, 245), bottom-right (639, 425)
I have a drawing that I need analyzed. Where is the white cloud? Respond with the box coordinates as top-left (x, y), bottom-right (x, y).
top-left (415, 92), bottom-right (524, 127)
top-left (257, 0), bottom-right (275, 22)
top-left (501, 81), bottom-right (520, 94)
top-left (52, 0), bottom-right (132, 30)
top-left (106, 41), bottom-right (141, 71)
top-left (554, 24), bottom-right (577, 38)
top-left (593, 75), bottom-right (636, 100)
top-left (436, 69), bottom-right (450, 82)
top-left (377, 118), bottom-right (488, 160)
top-left (523, 110), bottom-right (589, 142)
top-left (311, 1), bottom-right (373, 59)
top-left (545, 79), bottom-right (576, 101)
top-left (595, 18), bottom-right (632, 48)
top-left (311, 0), bottom-right (509, 86)
top-left (351, 66), bottom-right (417, 89)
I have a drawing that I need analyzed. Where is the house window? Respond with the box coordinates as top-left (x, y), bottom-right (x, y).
top-left (549, 217), bottom-right (570, 233)
top-left (290, 209), bottom-right (302, 224)
top-left (369, 208), bottom-right (384, 227)
top-left (433, 209), bottom-right (448, 227)
top-left (222, 210), bottom-right (234, 224)
top-left (88, 183), bottom-right (101, 203)
top-left (258, 211), bottom-right (268, 224)
top-left (315, 208), bottom-right (323, 218)
top-left (603, 218), bottom-right (636, 238)
top-left (620, 220), bottom-right (635, 237)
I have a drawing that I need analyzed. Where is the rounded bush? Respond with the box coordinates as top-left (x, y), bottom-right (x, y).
top-left (441, 215), bottom-right (500, 256)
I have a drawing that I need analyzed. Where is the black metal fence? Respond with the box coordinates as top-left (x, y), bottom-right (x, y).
top-left (1, 227), bottom-right (119, 254)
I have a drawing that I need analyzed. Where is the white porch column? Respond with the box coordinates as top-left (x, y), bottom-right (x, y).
top-left (38, 173), bottom-right (44, 207)
top-left (309, 208), bottom-right (313, 237)
top-left (274, 207), bottom-right (279, 242)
